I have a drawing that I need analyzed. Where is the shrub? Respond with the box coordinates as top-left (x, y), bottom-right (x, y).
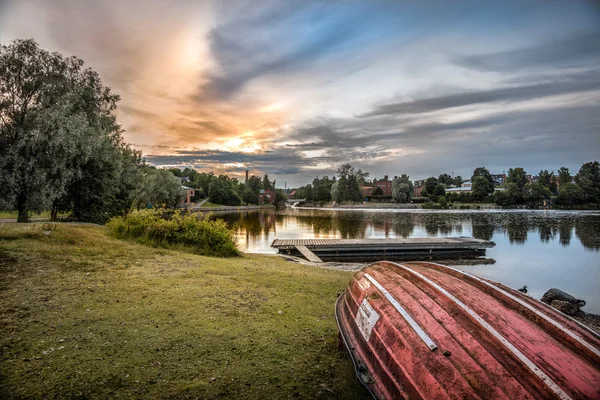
top-left (107, 209), bottom-right (239, 257)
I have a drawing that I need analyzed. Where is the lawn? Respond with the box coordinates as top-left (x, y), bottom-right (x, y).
top-left (0, 211), bottom-right (52, 219)
top-left (0, 223), bottom-right (368, 399)
top-left (198, 201), bottom-right (222, 208)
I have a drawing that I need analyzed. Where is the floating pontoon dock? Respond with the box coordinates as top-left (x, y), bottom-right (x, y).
top-left (271, 238), bottom-right (495, 262)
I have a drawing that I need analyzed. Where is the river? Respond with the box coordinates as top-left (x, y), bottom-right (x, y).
top-left (209, 208), bottom-right (600, 314)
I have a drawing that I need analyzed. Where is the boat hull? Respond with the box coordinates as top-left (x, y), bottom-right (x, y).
top-left (335, 261), bottom-right (600, 400)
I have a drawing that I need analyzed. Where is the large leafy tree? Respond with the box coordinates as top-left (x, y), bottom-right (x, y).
top-left (574, 161), bottom-right (600, 203)
top-left (506, 167), bottom-right (528, 195)
top-left (424, 177), bottom-right (438, 196)
top-left (335, 164), bottom-right (368, 202)
top-left (555, 183), bottom-right (584, 206)
top-left (208, 176), bottom-right (241, 206)
top-left (391, 174), bottom-right (413, 203)
top-left (0, 39), bottom-right (137, 222)
top-left (132, 167), bottom-right (182, 210)
top-left (472, 176), bottom-right (493, 201)
top-left (312, 176), bottom-right (334, 202)
top-left (471, 167), bottom-right (494, 197)
top-left (557, 167), bottom-right (572, 186)
top-left (537, 169), bottom-right (557, 194)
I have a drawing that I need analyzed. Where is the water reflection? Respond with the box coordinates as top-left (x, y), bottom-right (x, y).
top-left (208, 208), bottom-right (600, 314)
top-left (212, 209), bottom-right (600, 252)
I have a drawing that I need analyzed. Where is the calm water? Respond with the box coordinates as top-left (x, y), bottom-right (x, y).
top-left (211, 208), bottom-right (600, 314)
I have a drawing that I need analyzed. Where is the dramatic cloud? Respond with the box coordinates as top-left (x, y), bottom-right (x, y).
top-left (2, 0), bottom-right (600, 185)
top-left (360, 71), bottom-right (600, 117)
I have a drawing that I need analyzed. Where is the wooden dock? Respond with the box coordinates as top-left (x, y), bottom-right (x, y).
top-left (271, 238), bottom-right (495, 262)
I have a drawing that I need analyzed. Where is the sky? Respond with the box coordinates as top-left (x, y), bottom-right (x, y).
top-left (1, 0), bottom-right (599, 187)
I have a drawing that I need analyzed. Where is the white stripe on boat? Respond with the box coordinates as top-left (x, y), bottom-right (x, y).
top-left (364, 273), bottom-right (438, 351)
top-left (395, 263), bottom-right (572, 400)
top-left (426, 261), bottom-right (600, 360)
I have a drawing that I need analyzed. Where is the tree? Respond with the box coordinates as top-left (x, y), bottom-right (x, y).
top-left (209, 177), bottom-right (236, 205)
top-left (335, 164), bottom-right (368, 202)
top-left (433, 184), bottom-right (446, 197)
top-left (472, 176), bottom-right (492, 201)
top-left (506, 167), bottom-right (528, 195)
top-left (574, 161), bottom-right (600, 203)
top-left (312, 176), bottom-right (334, 202)
top-left (331, 181), bottom-right (341, 202)
top-left (60, 141), bottom-right (142, 222)
top-left (168, 168), bottom-right (182, 177)
top-left (471, 167), bottom-right (494, 197)
top-left (557, 167), bottom-right (572, 186)
top-left (391, 175), bottom-right (413, 203)
top-left (131, 166), bottom-right (181, 210)
top-left (372, 186), bottom-right (384, 196)
top-left (247, 175), bottom-right (262, 196)
top-left (262, 174), bottom-right (273, 191)
top-left (555, 183), bottom-right (584, 206)
top-left (0, 39), bottom-right (124, 222)
top-left (424, 177), bottom-right (438, 196)
top-left (537, 170), bottom-right (557, 194)
top-left (193, 172), bottom-right (216, 195)
top-left (525, 182), bottom-right (551, 206)
top-left (242, 187), bottom-right (257, 205)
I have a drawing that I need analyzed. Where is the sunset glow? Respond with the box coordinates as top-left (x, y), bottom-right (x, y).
top-left (2, 0), bottom-right (599, 185)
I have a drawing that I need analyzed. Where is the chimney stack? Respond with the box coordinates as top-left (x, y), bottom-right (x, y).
top-left (245, 170), bottom-right (249, 184)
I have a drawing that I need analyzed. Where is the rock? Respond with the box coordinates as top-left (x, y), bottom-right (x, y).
top-left (550, 300), bottom-right (581, 316)
top-left (541, 288), bottom-right (586, 308)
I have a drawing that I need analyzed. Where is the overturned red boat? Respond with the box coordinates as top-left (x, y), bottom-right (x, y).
top-left (335, 261), bottom-right (600, 400)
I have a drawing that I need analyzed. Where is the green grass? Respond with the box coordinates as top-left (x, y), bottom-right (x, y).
top-left (199, 202), bottom-right (223, 208)
top-left (0, 211), bottom-right (51, 219)
top-left (0, 211), bottom-right (70, 219)
top-left (0, 223), bottom-right (367, 399)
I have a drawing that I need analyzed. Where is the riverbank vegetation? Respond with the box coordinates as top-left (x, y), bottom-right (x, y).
top-left (0, 223), bottom-right (367, 399)
top-left (107, 210), bottom-right (239, 257)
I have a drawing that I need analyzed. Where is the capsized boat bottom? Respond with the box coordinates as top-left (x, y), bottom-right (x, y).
top-left (335, 261), bottom-right (600, 400)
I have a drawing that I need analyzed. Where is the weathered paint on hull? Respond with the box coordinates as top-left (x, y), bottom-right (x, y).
top-left (335, 261), bottom-right (600, 400)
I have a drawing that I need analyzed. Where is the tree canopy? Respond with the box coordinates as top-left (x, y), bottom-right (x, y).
top-left (391, 175), bottom-right (413, 203)
top-left (0, 39), bottom-right (140, 222)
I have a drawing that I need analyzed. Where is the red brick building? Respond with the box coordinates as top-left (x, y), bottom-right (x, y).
top-left (258, 189), bottom-right (277, 205)
top-left (375, 180), bottom-right (392, 195)
top-left (179, 186), bottom-right (195, 205)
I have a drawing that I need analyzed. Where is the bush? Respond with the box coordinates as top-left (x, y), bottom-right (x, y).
top-left (107, 209), bottom-right (239, 257)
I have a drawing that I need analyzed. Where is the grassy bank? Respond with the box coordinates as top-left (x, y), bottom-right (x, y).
top-left (0, 223), bottom-right (367, 399)
top-left (0, 211), bottom-right (53, 219)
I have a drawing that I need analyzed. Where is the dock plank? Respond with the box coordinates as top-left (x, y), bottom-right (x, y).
top-left (295, 245), bottom-right (323, 263)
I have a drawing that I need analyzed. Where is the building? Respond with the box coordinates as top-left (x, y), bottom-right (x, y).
top-left (180, 186), bottom-right (195, 205)
top-left (413, 185), bottom-right (424, 197)
top-left (445, 180), bottom-right (472, 193)
top-left (374, 180), bottom-right (392, 196)
top-left (490, 174), bottom-right (507, 187)
top-left (258, 188), bottom-right (277, 205)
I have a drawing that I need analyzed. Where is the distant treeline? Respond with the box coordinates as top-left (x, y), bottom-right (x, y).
top-left (169, 167), bottom-right (284, 206)
top-left (291, 162), bottom-right (600, 209)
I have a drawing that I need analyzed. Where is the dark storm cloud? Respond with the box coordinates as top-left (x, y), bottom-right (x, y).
top-left (454, 31), bottom-right (600, 72)
top-left (360, 71), bottom-right (600, 117)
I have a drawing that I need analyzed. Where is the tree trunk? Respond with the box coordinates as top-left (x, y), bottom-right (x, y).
top-left (50, 206), bottom-right (58, 221)
top-left (17, 193), bottom-right (29, 223)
